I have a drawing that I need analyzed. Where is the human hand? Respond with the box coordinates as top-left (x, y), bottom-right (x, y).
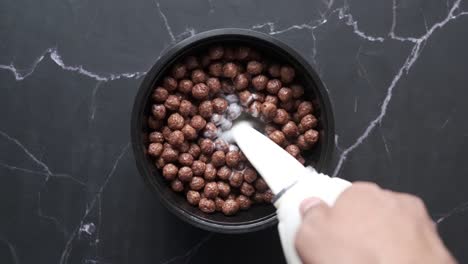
top-left (295, 182), bottom-right (456, 264)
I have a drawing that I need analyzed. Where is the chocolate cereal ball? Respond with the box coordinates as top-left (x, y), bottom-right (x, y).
top-left (243, 167), bottom-right (257, 183)
top-left (200, 138), bottom-right (215, 155)
top-left (254, 178), bottom-right (269, 192)
top-left (204, 163), bottom-right (217, 181)
top-left (240, 182), bottom-right (255, 196)
top-left (189, 177), bottom-right (205, 191)
top-left (199, 154), bottom-right (211, 163)
top-left (209, 46), bottom-right (224, 60)
top-left (199, 198), bottom-right (216, 213)
top-left (237, 195), bottom-right (252, 210)
top-left (266, 79), bottom-right (282, 94)
top-left (269, 130), bottom-right (286, 146)
top-left (215, 197), bottom-right (225, 211)
top-left (304, 129), bottom-right (319, 145)
top-left (192, 83), bottom-right (210, 100)
top-left (209, 62), bottom-right (223, 77)
top-left (163, 76), bottom-right (178, 91)
top-left (161, 126), bottom-right (172, 141)
top-left (187, 190), bottom-right (201, 205)
top-left (265, 124), bottom-right (277, 135)
top-left (211, 150), bottom-right (226, 167)
top-left (178, 153), bottom-right (194, 167)
top-left (223, 62), bottom-right (238, 78)
top-left (297, 135), bottom-right (311, 150)
top-left (161, 147), bottom-right (179, 163)
top-left (181, 124), bottom-right (197, 141)
top-left (152, 87), bottom-right (169, 102)
top-left (162, 163), bottom-right (178, 181)
top-left (188, 143), bottom-right (201, 159)
top-left (164, 95), bottom-right (181, 111)
top-left (300, 114), bottom-right (318, 132)
top-left (148, 143), bottom-right (163, 157)
top-left (291, 84), bottom-right (304, 99)
top-left (204, 182), bottom-right (219, 199)
top-left (222, 199), bottom-right (239, 216)
top-left (167, 113), bottom-right (185, 130)
top-left (214, 138), bottom-right (229, 153)
top-left (253, 192), bottom-right (264, 203)
top-left (216, 166), bottom-right (232, 181)
top-left (252, 75), bottom-right (268, 91)
top-left (151, 105), bottom-right (166, 120)
top-left (155, 157), bottom-right (165, 169)
top-left (171, 179), bottom-right (184, 192)
top-left (236, 46), bottom-right (250, 60)
top-left (225, 151), bottom-right (240, 168)
top-left (234, 73), bottom-right (249, 91)
top-left (297, 101), bottom-right (314, 118)
top-left (149, 131), bottom-right (164, 143)
top-left (261, 102), bottom-right (277, 120)
top-left (178, 166), bottom-right (193, 182)
top-left (191, 69), bottom-right (207, 83)
top-left (178, 141), bottom-right (190, 153)
top-left (265, 95), bottom-right (279, 105)
top-left (191, 160), bottom-right (206, 176)
top-left (190, 115), bottom-right (207, 131)
top-left (278, 87), bottom-right (293, 102)
top-left (203, 122), bottom-right (218, 139)
top-left (198, 100), bottom-right (213, 119)
top-left (229, 171), bottom-right (243, 188)
top-left (273, 109), bottom-right (290, 125)
top-left (178, 79), bottom-right (193, 94)
top-left (282, 121), bottom-right (299, 138)
top-left (171, 64), bottom-right (187, 79)
top-left (179, 100), bottom-right (193, 117)
top-left (212, 98), bottom-right (228, 114)
top-left (238, 90), bottom-right (252, 106)
top-left (217, 181), bottom-right (231, 198)
top-left (206, 77), bottom-right (221, 95)
top-left (285, 144), bottom-right (301, 157)
top-left (263, 189), bottom-right (274, 203)
top-left (247, 61), bottom-right (263, 75)
top-left (280, 65), bottom-right (295, 83)
top-left (268, 64), bottom-right (281, 77)
top-left (168, 130), bottom-right (184, 147)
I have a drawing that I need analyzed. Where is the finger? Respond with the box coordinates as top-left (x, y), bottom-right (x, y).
top-left (300, 197), bottom-right (324, 217)
top-left (300, 197), bottom-right (329, 221)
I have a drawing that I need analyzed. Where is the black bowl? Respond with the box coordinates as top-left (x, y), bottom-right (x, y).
top-left (131, 28), bottom-right (334, 234)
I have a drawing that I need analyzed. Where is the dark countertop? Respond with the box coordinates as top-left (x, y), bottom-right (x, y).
top-left (1, 0), bottom-right (468, 263)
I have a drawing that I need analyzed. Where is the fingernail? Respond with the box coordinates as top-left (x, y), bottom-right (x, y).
top-left (300, 197), bottom-right (323, 216)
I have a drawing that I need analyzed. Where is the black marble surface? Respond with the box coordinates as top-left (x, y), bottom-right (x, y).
top-left (1, 0), bottom-right (468, 263)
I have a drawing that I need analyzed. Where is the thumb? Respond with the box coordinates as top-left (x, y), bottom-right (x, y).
top-left (300, 197), bottom-right (329, 219)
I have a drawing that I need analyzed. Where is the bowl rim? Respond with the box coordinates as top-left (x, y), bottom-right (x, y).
top-left (131, 28), bottom-right (335, 234)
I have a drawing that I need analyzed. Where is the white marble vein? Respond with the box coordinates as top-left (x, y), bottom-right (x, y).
top-left (90, 81), bottom-right (102, 121)
top-left (0, 130), bottom-right (52, 176)
top-left (436, 202), bottom-right (468, 224)
top-left (59, 143), bottom-right (130, 264)
top-left (0, 130), bottom-right (85, 185)
top-left (0, 238), bottom-right (20, 264)
top-left (155, 1), bottom-right (176, 42)
top-left (0, 48), bottom-right (146, 82)
top-left (252, 3), bottom-right (384, 43)
top-left (333, 0), bottom-right (468, 177)
top-left (160, 233), bottom-right (214, 264)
